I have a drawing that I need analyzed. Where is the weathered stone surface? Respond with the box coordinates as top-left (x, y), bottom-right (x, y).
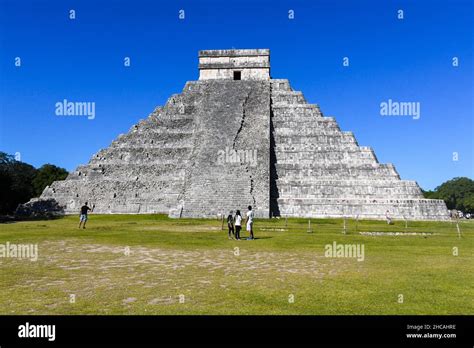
top-left (19, 49), bottom-right (449, 220)
top-left (174, 80), bottom-right (270, 218)
top-left (199, 48), bottom-right (270, 80)
top-left (15, 198), bottom-right (65, 218)
top-left (269, 79), bottom-right (448, 220)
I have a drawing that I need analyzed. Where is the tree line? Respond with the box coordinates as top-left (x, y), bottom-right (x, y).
top-left (423, 177), bottom-right (474, 214)
top-left (0, 152), bottom-right (68, 215)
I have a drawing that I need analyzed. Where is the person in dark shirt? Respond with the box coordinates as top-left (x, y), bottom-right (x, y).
top-left (227, 211), bottom-right (235, 239)
top-left (78, 202), bottom-right (94, 229)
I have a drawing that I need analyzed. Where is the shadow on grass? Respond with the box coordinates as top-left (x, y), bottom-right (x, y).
top-left (0, 214), bottom-right (66, 224)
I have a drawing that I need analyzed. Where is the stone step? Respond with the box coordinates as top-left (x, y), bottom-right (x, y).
top-left (153, 118), bottom-right (194, 127)
top-left (273, 143), bottom-right (360, 152)
top-left (275, 148), bottom-right (363, 155)
top-left (271, 91), bottom-right (306, 104)
top-left (272, 134), bottom-right (357, 145)
top-left (272, 120), bottom-right (339, 129)
top-left (274, 127), bottom-right (349, 136)
top-left (272, 115), bottom-right (334, 122)
top-left (68, 170), bottom-right (186, 182)
top-left (277, 185), bottom-right (423, 198)
top-left (274, 178), bottom-right (418, 186)
top-left (74, 162), bottom-right (188, 173)
top-left (146, 129), bottom-right (195, 135)
top-left (270, 79), bottom-right (292, 91)
top-left (272, 107), bottom-right (323, 116)
top-left (271, 90), bottom-right (304, 97)
top-left (275, 163), bottom-right (392, 172)
top-left (275, 158), bottom-right (376, 166)
top-left (272, 102), bottom-right (320, 109)
top-left (275, 148), bottom-right (376, 160)
top-left (110, 139), bottom-right (194, 148)
top-left (131, 117), bottom-right (194, 130)
top-left (85, 158), bottom-right (192, 167)
top-left (274, 143), bottom-right (373, 152)
top-left (275, 164), bottom-right (400, 179)
top-left (49, 178), bottom-right (184, 189)
top-left (275, 198), bottom-right (449, 220)
top-left (89, 147), bottom-right (192, 164)
top-left (275, 162), bottom-right (396, 170)
top-left (274, 148), bottom-right (374, 155)
top-left (109, 131), bottom-right (194, 148)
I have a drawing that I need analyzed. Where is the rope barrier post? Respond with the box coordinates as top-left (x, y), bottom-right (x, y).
top-left (307, 219), bottom-right (313, 233)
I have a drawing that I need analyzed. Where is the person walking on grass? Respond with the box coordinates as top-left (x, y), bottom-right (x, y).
top-left (227, 211), bottom-right (235, 239)
top-left (234, 210), bottom-right (242, 240)
top-left (245, 205), bottom-right (255, 240)
top-left (78, 202), bottom-right (94, 229)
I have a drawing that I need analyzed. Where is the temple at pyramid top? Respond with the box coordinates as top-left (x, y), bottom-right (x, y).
top-left (198, 49), bottom-right (270, 80)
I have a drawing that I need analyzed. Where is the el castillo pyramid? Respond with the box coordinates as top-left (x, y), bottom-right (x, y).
top-left (23, 49), bottom-right (449, 220)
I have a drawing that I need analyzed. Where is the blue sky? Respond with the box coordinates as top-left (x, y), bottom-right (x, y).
top-left (0, 0), bottom-right (472, 190)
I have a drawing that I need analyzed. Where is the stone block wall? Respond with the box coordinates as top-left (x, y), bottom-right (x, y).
top-left (198, 49), bottom-right (270, 81)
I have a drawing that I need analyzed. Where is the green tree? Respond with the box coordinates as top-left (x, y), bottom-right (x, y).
top-left (32, 164), bottom-right (68, 197)
top-left (0, 152), bottom-right (69, 215)
top-left (0, 165), bottom-right (13, 214)
top-left (462, 195), bottom-right (474, 214)
top-left (423, 177), bottom-right (474, 213)
top-left (0, 152), bottom-right (37, 214)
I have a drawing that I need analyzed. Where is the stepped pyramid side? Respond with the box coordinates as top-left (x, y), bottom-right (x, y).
top-left (38, 89), bottom-right (199, 214)
top-left (21, 48), bottom-right (449, 220)
top-left (269, 79), bottom-right (449, 220)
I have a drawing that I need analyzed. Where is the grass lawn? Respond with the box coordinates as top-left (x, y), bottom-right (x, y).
top-left (0, 214), bottom-right (472, 315)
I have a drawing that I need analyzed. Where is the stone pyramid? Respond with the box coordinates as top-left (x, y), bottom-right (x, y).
top-left (28, 49), bottom-right (449, 220)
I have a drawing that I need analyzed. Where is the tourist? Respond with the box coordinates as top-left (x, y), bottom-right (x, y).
top-left (245, 205), bottom-right (255, 240)
top-left (78, 202), bottom-right (94, 229)
top-left (227, 211), bottom-right (235, 239)
top-left (234, 210), bottom-right (242, 240)
top-left (385, 210), bottom-right (392, 225)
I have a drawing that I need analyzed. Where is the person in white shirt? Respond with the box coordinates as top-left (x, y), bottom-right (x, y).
top-left (234, 210), bottom-right (242, 240)
top-left (245, 205), bottom-right (255, 240)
